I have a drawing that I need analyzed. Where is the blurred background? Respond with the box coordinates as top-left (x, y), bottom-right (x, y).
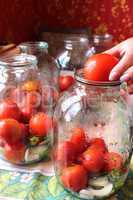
top-left (0, 0), bottom-right (133, 44)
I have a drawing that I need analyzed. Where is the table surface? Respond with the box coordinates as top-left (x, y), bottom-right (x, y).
top-left (0, 166), bottom-right (132, 200)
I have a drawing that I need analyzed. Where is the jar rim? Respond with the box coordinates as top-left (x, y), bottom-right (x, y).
top-left (19, 41), bottom-right (48, 49)
top-left (64, 36), bottom-right (89, 44)
top-left (0, 53), bottom-right (37, 67)
top-left (75, 69), bottom-right (121, 87)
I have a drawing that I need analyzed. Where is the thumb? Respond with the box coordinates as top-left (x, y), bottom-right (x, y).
top-left (103, 43), bottom-right (121, 58)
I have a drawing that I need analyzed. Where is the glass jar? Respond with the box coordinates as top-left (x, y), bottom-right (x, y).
top-left (93, 33), bottom-right (113, 53)
top-left (53, 70), bottom-right (132, 199)
top-left (18, 41), bottom-right (59, 90)
top-left (0, 54), bottom-right (54, 165)
top-left (56, 36), bottom-right (95, 76)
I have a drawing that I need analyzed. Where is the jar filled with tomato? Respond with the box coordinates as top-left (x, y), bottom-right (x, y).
top-left (0, 54), bottom-right (54, 165)
top-left (53, 67), bottom-right (132, 199)
top-left (18, 41), bottom-right (59, 91)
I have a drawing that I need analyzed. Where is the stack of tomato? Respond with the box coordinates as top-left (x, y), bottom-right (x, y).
top-left (55, 127), bottom-right (125, 193)
top-left (0, 79), bottom-right (55, 164)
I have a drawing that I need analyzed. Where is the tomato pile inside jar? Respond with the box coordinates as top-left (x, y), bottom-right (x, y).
top-left (0, 54), bottom-right (57, 165)
top-left (54, 53), bottom-right (132, 199)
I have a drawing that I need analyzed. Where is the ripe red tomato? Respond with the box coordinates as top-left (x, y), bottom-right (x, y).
top-left (89, 138), bottom-right (107, 153)
top-left (0, 119), bottom-right (22, 144)
top-left (104, 152), bottom-right (123, 172)
top-left (22, 80), bottom-right (40, 92)
top-left (55, 141), bottom-right (77, 167)
top-left (83, 53), bottom-right (119, 81)
top-left (59, 75), bottom-right (75, 91)
top-left (4, 142), bottom-right (26, 163)
top-left (70, 127), bottom-right (88, 154)
top-left (0, 99), bottom-right (21, 121)
top-left (61, 164), bottom-right (88, 192)
top-left (29, 112), bottom-right (53, 137)
top-left (80, 147), bottom-right (105, 173)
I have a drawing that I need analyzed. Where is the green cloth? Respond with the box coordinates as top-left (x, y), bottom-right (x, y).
top-left (0, 169), bottom-right (132, 200)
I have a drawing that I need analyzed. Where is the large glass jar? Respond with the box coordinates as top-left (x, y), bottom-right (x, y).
top-left (56, 36), bottom-right (95, 76)
top-left (18, 41), bottom-right (59, 90)
top-left (0, 54), bottom-right (54, 165)
top-left (53, 70), bottom-right (132, 199)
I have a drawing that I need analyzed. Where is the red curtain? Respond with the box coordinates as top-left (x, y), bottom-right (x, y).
top-left (0, 0), bottom-right (133, 43)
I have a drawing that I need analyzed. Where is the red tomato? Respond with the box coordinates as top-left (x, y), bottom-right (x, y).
top-left (80, 147), bottom-right (105, 173)
top-left (0, 119), bottom-right (22, 144)
top-left (55, 141), bottom-right (77, 167)
top-left (22, 80), bottom-right (40, 92)
top-left (83, 53), bottom-right (119, 81)
top-left (59, 75), bottom-right (75, 91)
top-left (104, 152), bottom-right (123, 172)
top-left (29, 112), bottom-right (53, 137)
top-left (61, 164), bottom-right (88, 192)
top-left (4, 142), bottom-right (26, 163)
top-left (89, 138), bottom-right (107, 153)
top-left (0, 99), bottom-right (21, 121)
top-left (70, 127), bottom-right (88, 154)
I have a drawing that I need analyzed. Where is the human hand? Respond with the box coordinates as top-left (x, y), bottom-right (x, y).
top-left (105, 37), bottom-right (133, 93)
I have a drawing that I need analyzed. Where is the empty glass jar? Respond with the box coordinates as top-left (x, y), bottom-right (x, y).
top-left (18, 41), bottom-right (59, 90)
top-left (54, 70), bottom-right (132, 199)
top-left (56, 36), bottom-right (95, 76)
top-left (0, 54), bottom-right (54, 165)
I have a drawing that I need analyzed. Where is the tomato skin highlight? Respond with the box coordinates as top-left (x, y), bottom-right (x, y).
top-left (83, 53), bottom-right (119, 81)
top-left (61, 164), bottom-right (88, 192)
top-left (0, 99), bottom-right (21, 121)
top-left (104, 152), bottom-right (123, 172)
top-left (0, 119), bottom-right (22, 145)
top-left (29, 112), bottom-right (53, 137)
top-left (80, 147), bottom-right (105, 173)
top-left (59, 75), bottom-right (75, 91)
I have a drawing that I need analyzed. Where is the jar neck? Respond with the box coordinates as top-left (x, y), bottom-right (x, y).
top-left (64, 37), bottom-right (90, 50)
top-left (18, 42), bottom-right (48, 55)
top-left (75, 70), bottom-right (122, 100)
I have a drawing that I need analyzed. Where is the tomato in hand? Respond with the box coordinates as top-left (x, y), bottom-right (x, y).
top-left (89, 138), bottom-right (107, 153)
top-left (22, 80), bottom-right (40, 92)
top-left (83, 53), bottom-right (119, 81)
top-left (80, 147), bottom-right (105, 173)
top-left (61, 164), bottom-right (88, 192)
top-left (104, 152), bottom-right (123, 172)
top-left (70, 127), bottom-right (88, 154)
top-left (29, 112), bottom-right (53, 137)
top-left (0, 99), bottom-right (21, 121)
top-left (55, 141), bottom-right (77, 167)
top-left (0, 119), bottom-right (22, 144)
top-left (4, 142), bottom-right (26, 163)
top-left (59, 75), bottom-right (75, 91)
